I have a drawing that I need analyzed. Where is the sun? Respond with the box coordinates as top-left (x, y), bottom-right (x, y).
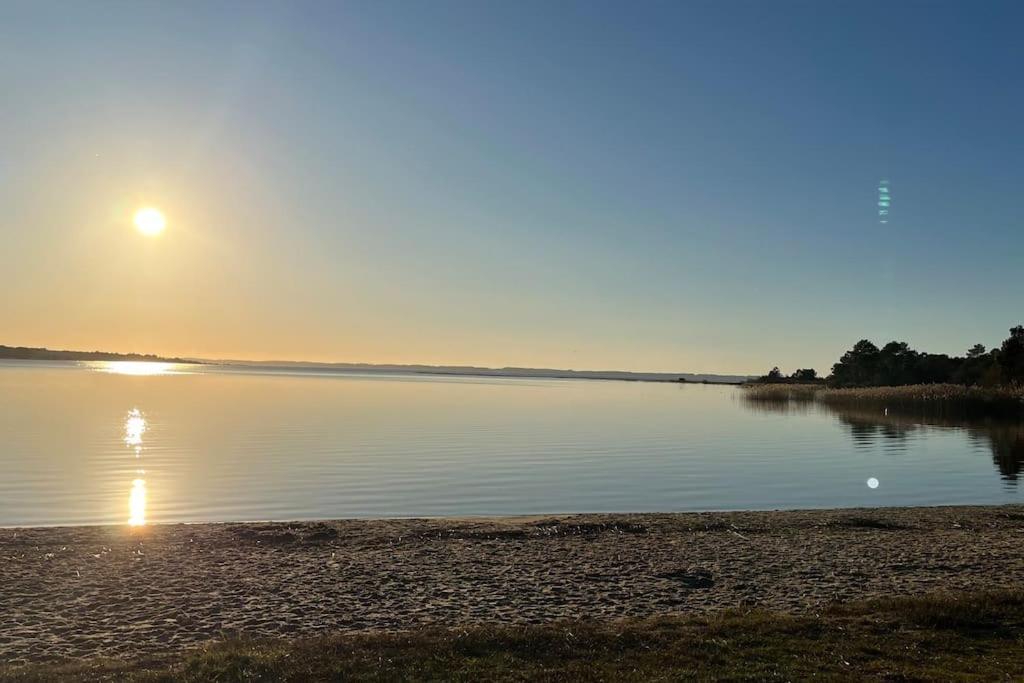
top-left (133, 207), bottom-right (166, 236)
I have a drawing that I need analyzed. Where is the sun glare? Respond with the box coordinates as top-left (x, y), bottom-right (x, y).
top-left (128, 477), bottom-right (147, 526)
top-left (134, 207), bottom-right (166, 236)
top-left (124, 408), bottom-right (149, 526)
top-left (101, 361), bottom-right (176, 376)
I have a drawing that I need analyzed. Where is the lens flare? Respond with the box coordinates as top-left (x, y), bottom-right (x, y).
top-left (878, 180), bottom-right (890, 224)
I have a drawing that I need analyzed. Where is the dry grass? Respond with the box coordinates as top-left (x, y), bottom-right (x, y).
top-left (4, 591), bottom-right (1024, 682)
top-left (742, 383), bottom-right (1024, 419)
top-left (819, 383), bottom-right (1024, 417)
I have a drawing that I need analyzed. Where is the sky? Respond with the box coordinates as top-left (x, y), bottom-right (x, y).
top-left (2, 1), bottom-right (1022, 375)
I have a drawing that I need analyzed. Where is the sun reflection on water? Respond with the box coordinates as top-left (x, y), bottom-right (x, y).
top-left (128, 478), bottom-right (147, 526)
top-left (125, 408), bottom-right (146, 454)
top-left (100, 361), bottom-right (177, 376)
top-left (124, 408), bottom-right (148, 526)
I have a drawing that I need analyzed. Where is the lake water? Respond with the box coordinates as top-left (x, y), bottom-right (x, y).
top-left (0, 360), bottom-right (1019, 527)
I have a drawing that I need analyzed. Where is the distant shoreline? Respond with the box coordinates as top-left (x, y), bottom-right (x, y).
top-left (408, 369), bottom-right (744, 384)
top-left (0, 345), bottom-right (750, 384)
top-left (217, 363), bottom-right (747, 385)
top-left (0, 345), bottom-right (197, 365)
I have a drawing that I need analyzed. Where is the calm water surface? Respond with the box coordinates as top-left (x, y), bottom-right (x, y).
top-left (0, 360), bottom-right (1019, 526)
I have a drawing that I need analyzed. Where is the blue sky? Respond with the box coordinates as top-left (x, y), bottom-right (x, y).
top-left (2, 1), bottom-right (1022, 373)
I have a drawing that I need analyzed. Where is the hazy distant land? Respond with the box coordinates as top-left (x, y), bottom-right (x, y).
top-left (0, 345), bottom-right (196, 364)
top-left (216, 359), bottom-right (750, 384)
top-left (0, 345), bottom-right (750, 383)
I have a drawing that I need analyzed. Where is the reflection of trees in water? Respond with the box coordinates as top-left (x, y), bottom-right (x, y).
top-left (837, 413), bottom-right (915, 451)
top-left (971, 423), bottom-right (1024, 482)
top-left (828, 406), bottom-right (1024, 483)
top-left (736, 391), bottom-right (1024, 483)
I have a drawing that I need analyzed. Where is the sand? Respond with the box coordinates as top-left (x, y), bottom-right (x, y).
top-left (3, 505), bottom-right (1024, 663)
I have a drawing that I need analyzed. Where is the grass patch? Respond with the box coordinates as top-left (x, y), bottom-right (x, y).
top-left (5, 591), bottom-right (1024, 681)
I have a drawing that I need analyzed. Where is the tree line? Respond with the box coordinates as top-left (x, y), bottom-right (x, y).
top-left (759, 325), bottom-right (1024, 388)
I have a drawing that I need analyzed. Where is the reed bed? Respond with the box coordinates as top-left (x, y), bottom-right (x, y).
top-left (742, 382), bottom-right (1024, 419)
top-left (818, 383), bottom-right (1024, 418)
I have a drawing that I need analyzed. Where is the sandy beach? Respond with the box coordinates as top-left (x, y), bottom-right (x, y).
top-left (3, 505), bottom-right (1023, 664)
